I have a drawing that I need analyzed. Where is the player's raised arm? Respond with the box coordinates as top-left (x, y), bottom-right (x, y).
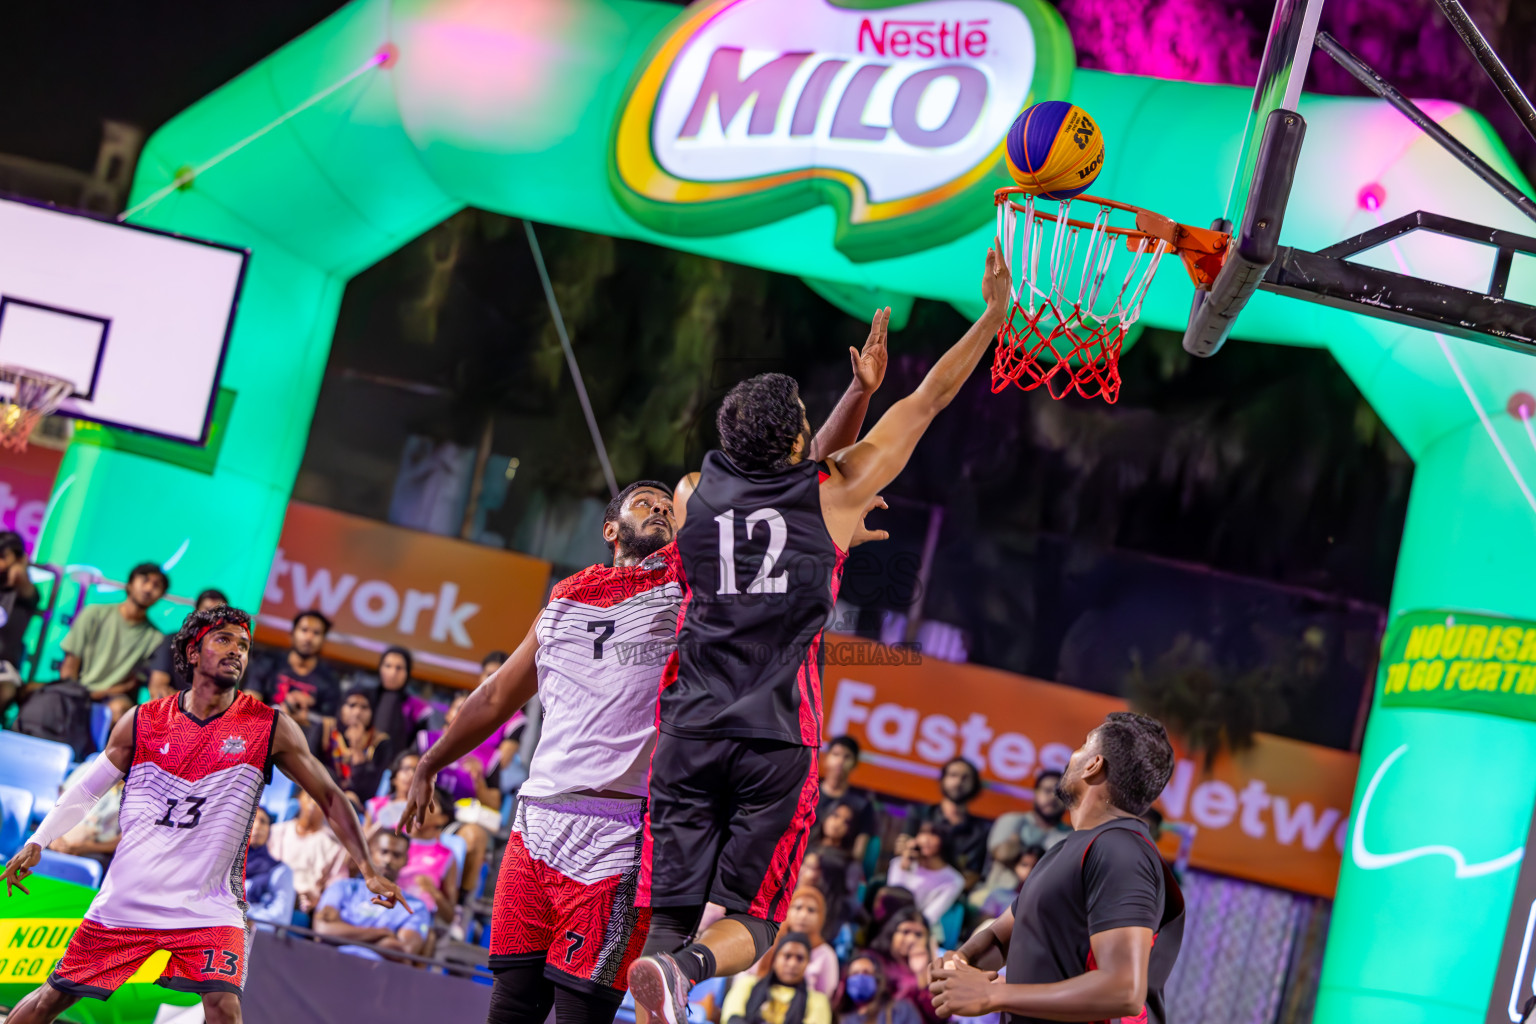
top-left (272, 711), bottom-right (409, 911)
top-left (821, 244), bottom-right (1009, 547)
top-left (398, 617), bottom-right (540, 835)
top-left (807, 306), bottom-right (890, 461)
top-left (1, 708), bottom-right (138, 897)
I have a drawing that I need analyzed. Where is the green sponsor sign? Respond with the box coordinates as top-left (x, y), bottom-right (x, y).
top-left (1379, 608), bottom-right (1536, 722)
top-left (0, 876), bottom-right (195, 1024)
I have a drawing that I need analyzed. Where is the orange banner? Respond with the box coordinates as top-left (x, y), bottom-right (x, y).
top-left (822, 637), bottom-right (1359, 898)
top-left (257, 502), bottom-right (552, 688)
top-left (0, 444), bottom-right (63, 551)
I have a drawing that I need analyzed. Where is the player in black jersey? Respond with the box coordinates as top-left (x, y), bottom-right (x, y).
top-left (929, 712), bottom-right (1184, 1024)
top-left (628, 244), bottom-right (1012, 1024)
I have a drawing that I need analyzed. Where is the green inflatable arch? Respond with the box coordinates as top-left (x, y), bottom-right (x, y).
top-left (34, 0), bottom-right (1536, 1020)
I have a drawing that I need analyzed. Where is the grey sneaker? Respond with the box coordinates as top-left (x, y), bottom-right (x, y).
top-left (628, 952), bottom-right (692, 1024)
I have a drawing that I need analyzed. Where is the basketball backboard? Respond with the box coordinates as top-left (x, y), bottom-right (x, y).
top-left (1181, 0), bottom-right (1536, 357)
top-left (0, 195), bottom-right (247, 444)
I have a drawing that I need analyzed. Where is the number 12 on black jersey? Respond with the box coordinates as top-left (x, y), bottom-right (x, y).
top-left (714, 508), bottom-right (789, 595)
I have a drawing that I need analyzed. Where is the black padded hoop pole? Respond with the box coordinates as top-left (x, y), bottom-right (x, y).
top-left (1431, 0), bottom-right (1536, 148)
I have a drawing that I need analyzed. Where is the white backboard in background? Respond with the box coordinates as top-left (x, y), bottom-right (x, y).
top-left (0, 195), bottom-right (248, 444)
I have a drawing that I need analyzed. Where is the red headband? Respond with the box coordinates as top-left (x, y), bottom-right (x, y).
top-left (187, 618), bottom-right (252, 657)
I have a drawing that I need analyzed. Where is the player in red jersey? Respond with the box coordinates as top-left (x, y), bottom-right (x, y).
top-left (399, 323), bottom-right (889, 1024)
top-left (1, 604), bottom-right (409, 1024)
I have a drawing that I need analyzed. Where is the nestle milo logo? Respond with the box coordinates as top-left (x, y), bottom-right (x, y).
top-left (612, 0), bottom-right (1073, 262)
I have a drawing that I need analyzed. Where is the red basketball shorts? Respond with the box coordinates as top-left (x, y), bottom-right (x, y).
top-left (490, 796), bottom-right (651, 1002)
top-left (50, 919), bottom-right (249, 999)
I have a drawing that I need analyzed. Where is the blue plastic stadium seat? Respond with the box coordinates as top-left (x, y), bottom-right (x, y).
top-left (0, 732), bottom-right (74, 820)
top-left (89, 704), bottom-right (112, 753)
top-left (939, 900), bottom-right (965, 950)
top-left (35, 849), bottom-right (103, 888)
top-left (260, 770), bottom-right (297, 822)
top-left (0, 784), bottom-right (35, 858)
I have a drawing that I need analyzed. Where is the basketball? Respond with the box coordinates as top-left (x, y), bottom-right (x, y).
top-left (1004, 101), bottom-right (1105, 201)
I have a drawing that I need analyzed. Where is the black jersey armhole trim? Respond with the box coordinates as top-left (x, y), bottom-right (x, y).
top-left (263, 705), bottom-right (280, 785)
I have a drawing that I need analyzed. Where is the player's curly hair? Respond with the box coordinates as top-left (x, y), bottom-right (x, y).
top-left (172, 605), bottom-right (254, 681)
top-left (717, 373), bottom-right (806, 472)
top-left (1096, 711), bottom-right (1176, 816)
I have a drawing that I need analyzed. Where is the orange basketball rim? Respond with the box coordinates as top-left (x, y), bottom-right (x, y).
top-left (991, 187), bottom-right (1230, 403)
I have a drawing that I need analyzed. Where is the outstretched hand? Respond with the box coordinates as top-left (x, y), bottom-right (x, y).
top-left (2, 843), bottom-right (40, 897)
top-left (850, 495), bottom-right (889, 547)
top-left (364, 871), bottom-right (413, 912)
top-left (396, 760), bottom-right (441, 838)
top-left (982, 240), bottom-right (1011, 314)
top-left (852, 307), bottom-right (891, 394)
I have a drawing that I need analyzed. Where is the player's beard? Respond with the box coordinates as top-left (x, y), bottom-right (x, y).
top-left (617, 519), bottom-right (669, 560)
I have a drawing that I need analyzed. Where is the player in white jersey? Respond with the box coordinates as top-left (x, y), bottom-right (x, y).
top-left (1, 605), bottom-right (408, 1024)
top-left (400, 313), bottom-right (889, 1024)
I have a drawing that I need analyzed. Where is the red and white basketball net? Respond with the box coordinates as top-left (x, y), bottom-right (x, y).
top-left (0, 365), bottom-right (73, 452)
top-left (992, 193), bottom-right (1169, 403)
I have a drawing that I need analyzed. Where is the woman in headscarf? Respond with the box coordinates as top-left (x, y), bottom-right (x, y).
top-left (324, 689), bottom-right (390, 804)
top-left (721, 932), bottom-right (833, 1024)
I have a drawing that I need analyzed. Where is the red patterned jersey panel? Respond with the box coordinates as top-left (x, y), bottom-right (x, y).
top-left (551, 542), bottom-right (684, 610)
top-left (132, 692), bottom-right (277, 783)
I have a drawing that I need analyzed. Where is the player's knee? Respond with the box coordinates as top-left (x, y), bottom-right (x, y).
top-left (723, 912), bottom-right (778, 962)
top-left (200, 991), bottom-right (241, 1024)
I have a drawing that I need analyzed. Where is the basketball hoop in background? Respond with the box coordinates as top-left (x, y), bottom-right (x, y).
top-left (0, 365), bottom-right (74, 452)
top-left (992, 188), bottom-right (1229, 403)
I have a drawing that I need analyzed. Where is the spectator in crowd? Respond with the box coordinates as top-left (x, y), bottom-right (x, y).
top-left (864, 887), bottom-right (917, 950)
top-left (366, 750), bottom-right (419, 831)
top-left (802, 848), bottom-right (861, 948)
top-left (722, 932), bottom-right (833, 1024)
top-left (968, 842), bottom-right (1042, 920)
top-left (818, 736), bottom-right (879, 860)
top-left (985, 770), bottom-right (1070, 883)
top-left (869, 909), bottom-right (944, 1024)
top-left (418, 690), bottom-right (507, 807)
top-left (245, 807), bottom-right (296, 925)
top-left (904, 758), bottom-right (989, 884)
top-left (315, 830), bottom-right (434, 959)
top-left (0, 531), bottom-right (38, 707)
top-left (397, 785), bottom-right (462, 924)
top-left (371, 646), bottom-right (430, 756)
top-left (888, 821), bottom-right (966, 928)
top-left (812, 804), bottom-right (866, 887)
top-left (246, 609), bottom-right (341, 716)
top-left (59, 562), bottom-right (168, 718)
top-left (785, 886), bottom-right (841, 997)
top-left (146, 589), bottom-right (227, 698)
top-left (836, 953), bottom-right (922, 1024)
top-left (267, 789), bottom-right (351, 918)
top-left (325, 690), bottom-right (391, 805)
top-left (282, 686), bottom-right (327, 759)
top-left (47, 758), bottom-right (123, 871)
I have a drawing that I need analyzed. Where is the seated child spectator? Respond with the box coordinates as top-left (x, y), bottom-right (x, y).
top-left (267, 790), bottom-right (350, 917)
top-left (810, 804), bottom-right (867, 891)
top-left (245, 807), bottom-right (296, 925)
top-left (722, 932), bottom-right (833, 1024)
top-left (398, 785), bottom-right (462, 923)
top-left (835, 953), bottom-right (923, 1024)
top-left (366, 750), bottom-right (420, 831)
top-left (887, 821), bottom-right (966, 928)
top-left (315, 831), bottom-right (434, 959)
